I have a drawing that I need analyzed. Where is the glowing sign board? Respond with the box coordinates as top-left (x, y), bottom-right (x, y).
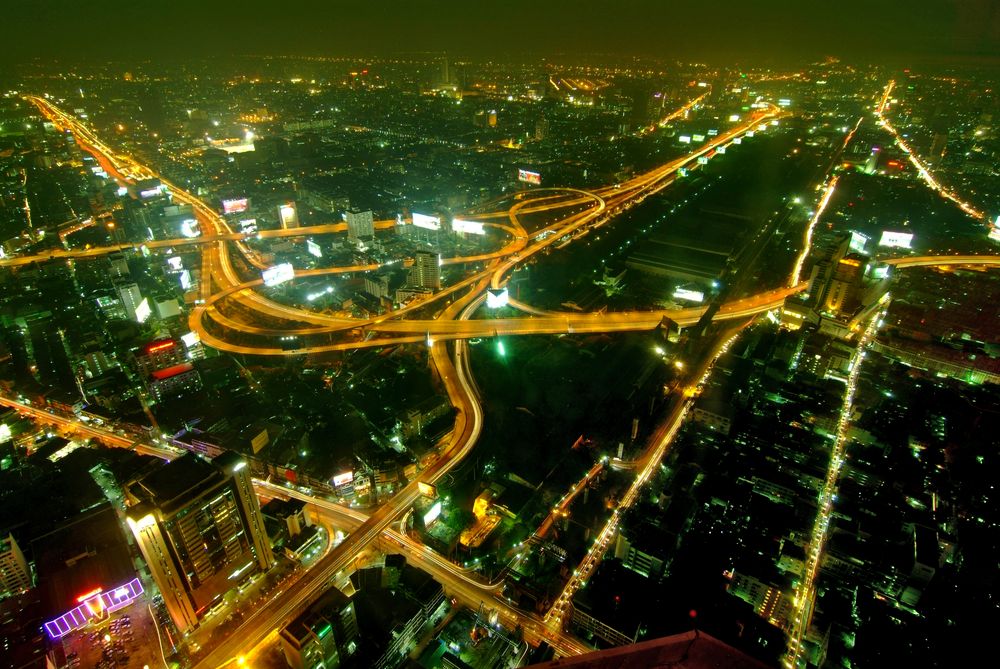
top-left (332, 472), bottom-right (354, 487)
top-left (849, 231), bottom-right (869, 254)
top-left (423, 501), bottom-right (442, 526)
top-left (180, 331), bottom-right (201, 348)
top-left (486, 288), bottom-right (509, 309)
top-left (167, 257), bottom-right (184, 271)
top-left (716, 145), bottom-right (726, 154)
top-left (412, 213), bottom-right (441, 231)
top-left (306, 239), bottom-right (323, 258)
top-left (239, 218), bottom-right (258, 233)
top-left (517, 169), bottom-right (541, 185)
top-left (262, 263), bottom-right (295, 287)
top-left (180, 218), bottom-right (200, 238)
top-left (222, 198), bottom-right (248, 214)
top-left (878, 231), bottom-right (914, 249)
top-left (728, 114), bottom-right (741, 122)
top-left (673, 287), bottom-right (705, 303)
top-left (452, 219), bottom-right (485, 235)
top-left (179, 270), bottom-right (192, 290)
top-left (678, 135), bottom-right (691, 144)
top-left (692, 134), bottom-right (705, 142)
top-left (418, 482), bottom-right (437, 497)
top-left (44, 578), bottom-right (144, 639)
top-left (732, 137), bottom-right (742, 145)
top-left (697, 156), bottom-right (709, 165)
top-left (139, 188), bottom-right (162, 199)
top-left (279, 203), bottom-right (298, 227)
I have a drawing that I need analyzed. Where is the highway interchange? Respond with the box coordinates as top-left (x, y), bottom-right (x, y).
top-left (10, 90), bottom-right (1000, 668)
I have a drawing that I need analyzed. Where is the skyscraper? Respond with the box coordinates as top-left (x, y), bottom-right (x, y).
top-left (410, 251), bottom-right (441, 290)
top-left (279, 587), bottom-right (359, 669)
top-left (0, 533), bottom-right (32, 597)
top-left (279, 202), bottom-right (300, 229)
top-left (345, 210), bottom-right (375, 243)
top-left (126, 452), bottom-right (274, 633)
top-left (115, 281), bottom-right (147, 322)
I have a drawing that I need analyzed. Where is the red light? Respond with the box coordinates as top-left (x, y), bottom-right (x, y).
top-left (147, 341), bottom-right (176, 354)
top-left (76, 588), bottom-right (102, 603)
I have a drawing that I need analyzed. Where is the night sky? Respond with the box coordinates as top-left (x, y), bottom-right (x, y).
top-left (4, 0), bottom-right (999, 64)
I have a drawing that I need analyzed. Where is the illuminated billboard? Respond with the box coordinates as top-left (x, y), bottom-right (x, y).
top-left (135, 298), bottom-right (151, 323)
top-left (262, 263), bottom-right (295, 287)
top-left (332, 472), bottom-right (354, 487)
top-left (423, 501), bottom-right (442, 526)
top-left (692, 134), bottom-right (705, 142)
top-left (778, 98), bottom-right (792, 107)
top-left (728, 114), bottom-right (741, 122)
top-left (306, 239), bottom-right (323, 258)
top-left (716, 145), bottom-right (726, 154)
top-left (452, 219), bottom-right (485, 235)
top-left (222, 198), bottom-right (248, 214)
top-left (44, 578), bottom-right (144, 639)
top-left (179, 270), bottom-right (192, 290)
top-left (139, 188), bottom-right (163, 199)
top-left (239, 218), bottom-right (258, 233)
top-left (678, 135), bottom-right (691, 144)
top-left (732, 137), bottom-right (742, 145)
top-left (412, 213), bottom-right (441, 231)
top-left (878, 231), bottom-right (914, 249)
top-left (745, 130), bottom-right (755, 138)
top-left (180, 331), bottom-right (201, 348)
top-left (418, 482), bottom-right (437, 497)
top-left (707, 129), bottom-right (718, 136)
top-left (486, 288), bottom-right (509, 309)
top-left (180, 218), bottom-right (200, 238)
top-left (697, 156), bottom-right (709, 165)
top-left (517, 169), bottom-right (542, 185)
top-left (673, 287), bottom-right (705, 303)
top-left (167, 256), bottom-right (184, 271)
top-left (849, 231), bottom-right (869, 254)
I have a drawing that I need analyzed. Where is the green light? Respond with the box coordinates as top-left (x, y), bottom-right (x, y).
top-left (497, 341), bottom-right (506, 357)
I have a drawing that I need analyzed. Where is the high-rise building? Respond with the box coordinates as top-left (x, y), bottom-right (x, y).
top-left (345, 210), bottom-right (375, 243)
top-left (114, 282), bottom-right (147, 322)
top-left (409, 251), bottom-right (441, 291)
top-left (0, 533), bottom-right (32, 598)
top-left (126, 452), bottom-right (274, 633)
top-left (133, 339), bottom-right (184, 377)
top-left (279, 587), bottom-right (359, 669)
top-left (279, 202), bottom-right (300, 229)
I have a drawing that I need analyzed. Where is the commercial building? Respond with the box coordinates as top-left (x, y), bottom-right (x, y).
top-left (126, 452), bottom-right (274, 633)
top-left (133, 339), bottom-right (184, 377)
top-left (114, 281), bottom-right (147, 322)
top-left (146, 363), bottom-right (202, 402)
top-left (0, 533), bottom-right (32, 598)
top-left (279, 587), bottom-right (359, 669)
top-left (409, 251), bottom-right (441, 291)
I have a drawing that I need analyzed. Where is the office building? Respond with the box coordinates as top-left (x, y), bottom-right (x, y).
top-left (279, 587), bottom-right (359, 669)
top-left (146, 363), bottom-right (202, 402)
top-left (133, 338), bottom-right (184, 377)
top-left (126, 452), bottom-right (274, 633)
top-left (409, 251), bottom-right (441, 291)
top-left (345, 210), bottom-right (375, 243)
top-left (0, 533), bottom-right (32, 598)
top-left (114, 282), bottom-right (147, 322)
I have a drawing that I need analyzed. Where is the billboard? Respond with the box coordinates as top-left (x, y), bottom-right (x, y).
top-left (222, 198), bottom-right (248, 214)
top-left (306, 239), bottom-right (323, 258)
top-left (418, 482), bottom-right (437, 497)
top-left (732, 137), bottom-right (742, 145)
top-left (486, 288), bottom-right (509, 309)
top-left (139, 187), bottom-right (163, 199)
top-left (239, 218), bottom-right (258, 233)
top-left (180, 218), bottom-right (200, 238)
top-left (517, 169), bottom-right (542, 185)
top-left (697, 156), bottom-right (709, 165)
top-left (412, 213), bottom-right (441, 231)
top-left (180, 331), bottom-right (201, 348)
top-left (673, 287), bottom-right (705, 303)
top-left (716, 145), bottom-right (726, 154)
top-left (452, 219), bottom-right (485, 235)
top-left (728, 114), bottom-right (741, 122)
top-left (179, 270), bottom-right (192, 290)
top-left (262, 263), bottom-right (295, 287)
top-left (332, 472), bottom-right (354, 487)
top-left (423, 501), bottom-right (442, 526)
top-left (878, 231), bottom-right (914, 249)
top-left (692, 134), bottom-right (705, 142)
top-left (849, 231), bottom-right (869, 254)
top-left (678, 135), bottom-right (691, 144)
top-left (167, 256), bottom-right (184, 271)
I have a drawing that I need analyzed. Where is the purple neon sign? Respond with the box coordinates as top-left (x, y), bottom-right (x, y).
top-left (44, 578), bottom-right (144, 639)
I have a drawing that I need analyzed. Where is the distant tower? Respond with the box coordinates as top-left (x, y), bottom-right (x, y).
top-left (410, 251), bottom-right (441, 290)
top-left (126, 452), bottom-right (274, 633)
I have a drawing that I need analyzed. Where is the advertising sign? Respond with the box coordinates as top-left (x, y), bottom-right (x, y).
top-left (222, 198), bottom-right (248, 214)
top-left (517, 169), bottom-right (542, 185)
top-left (412, 213), bottom-right (441, 230)
top-left (878, 231), bottom-right (914, 249)
top-left (262, 263), bottom-right (295, 286)
top-left (452, 219), bottom-right (485, 235)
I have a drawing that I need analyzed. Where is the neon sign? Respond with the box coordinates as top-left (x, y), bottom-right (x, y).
top-left (44, 578), bottom-right (144, 639)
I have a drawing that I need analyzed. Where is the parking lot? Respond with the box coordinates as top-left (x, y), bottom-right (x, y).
top-left (60, 600), bottom-right (166, 669)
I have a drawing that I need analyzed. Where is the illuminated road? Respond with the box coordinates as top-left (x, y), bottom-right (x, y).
top-left (881, 254), bottom-right (1000, 269)
top-left (874, 80), bottom-right (987, 223)
top-left (784, 297), bottom-right (888, 668)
